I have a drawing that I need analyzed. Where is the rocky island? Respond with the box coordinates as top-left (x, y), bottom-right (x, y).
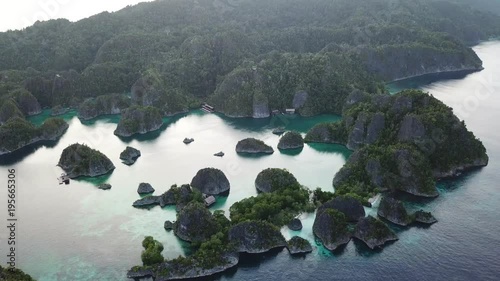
top-left (58, 143), bottom-right (115, 178)
top-left (0, 117), bottom-right (68, 156)
top-left (255, 168), bottom-right (300, 193)
top-left (229, 220), bottom-right (287, 254)
top-left (286, 236), bottom-right (313, 255)
top-left (133, 184), bottom-right (203, 211)
top-left (313, 209), bottom-right (352, 251)
top-left (190, 168), bottom-right (230, 195)
top-left (137, 183), bottom-right (155, 195)
top-left (378, 197), bottom-right (437, 226)
top-left (120, 146), bottom-right (141, 165)
top-left (306, 90), bottom-right (488, 201)
top-left (236, 138), bottom-right (274, 154)
top-left (114, 106), bottom-right (163, 137)
top-left (174, 202), bottom-right (219, 243)
top-left (278, 131), bottom-right (304, 150)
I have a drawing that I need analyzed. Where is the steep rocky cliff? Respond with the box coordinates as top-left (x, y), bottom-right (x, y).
top-left (114, 105), bottom-right (163, 137)
top-left (78, 93), bottom-right (131, 120)
top-left (58, 143), bottom-right (115, 178)
top-left (0, 117), bottom-right (68, 156)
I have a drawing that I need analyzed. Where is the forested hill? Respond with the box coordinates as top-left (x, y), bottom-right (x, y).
top-left (450, 0), bottom-right (500, 15)
top-left (1, 0), bottom-right (500, 119)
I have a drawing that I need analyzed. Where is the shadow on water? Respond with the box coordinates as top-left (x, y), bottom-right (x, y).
top-left (237, 248), bottom-right (284, 269)
top-left (236, 152), bottom-right (274, 159)
top-left (279, 147), bottom-right (304, 156)
top-left (306, 143), bottom-right (351, 159)
top-left (0, 140), bottom-right (61, 166)
top-left (435, 168), bottom-right (484, 193)
top-left (73, 172), bottom-right (113, 186)
top-left (216, 113), bottom-right (273, 133)
top-left (387, 69), bottom-right (481, 94)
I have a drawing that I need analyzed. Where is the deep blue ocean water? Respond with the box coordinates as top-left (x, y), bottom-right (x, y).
top-left (0, 41), bottom-right (499, 280)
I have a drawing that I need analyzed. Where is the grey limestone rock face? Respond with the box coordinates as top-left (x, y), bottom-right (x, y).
top-left (137, 183), bottom-right (155, 195)
top-left (398, 114), bottom-right (426, 142)
top-left (190, 168), bottom-right (230, 195)
top-left (253, 101), bottom-right (270, 118)
top-left (313, 209), bottom-right (351, 251)
top-left (287, 236), bottom-right (313, 255)
top-left (353, 216), bottom-right (398, 250)
top-left (318, 196), bottom-right (366, 222)
top-left (366, 112), bottom-right (385, 144)
top-left (229, 221), bottom-right (287, 254)
top-left (377, 197), bottom-right (412, 226)
top-left (347, 113), bottom-right (369, 150)
top-left (293, 91), bottom-right (308, 109)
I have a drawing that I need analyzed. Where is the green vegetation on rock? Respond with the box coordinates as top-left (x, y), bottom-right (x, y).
top-left (2, 0), bottom-right (498, 119)
top-left (0, 265), bottom-right (35, 281)
top-left (230, 184), bottom-right (314, 226)
top-left (141, 236), bottom-right (164, 266)
top-left (0, 117), bottom-right (68, 156)
top-left (78, 93), bottom-right (131, 120)
top-left (278, 131), bottom-right (304, 150)
top-left (236, 138), bottom-right (274, 154)
top-left (306, 89), bottom-right (487, 200)
top-left (254, 168), bottom-right (300, 193)
top-left (114, 105), bottom-right (163, 137)
top-left (57, 143), bottom-right (115, 178)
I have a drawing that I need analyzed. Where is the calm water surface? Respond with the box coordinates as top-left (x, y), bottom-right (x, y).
top-left (1, 41), bottom-right (499, 280)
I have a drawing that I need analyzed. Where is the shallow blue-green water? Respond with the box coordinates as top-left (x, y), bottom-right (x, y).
top-left (1, 41), bottom-right (500, 280)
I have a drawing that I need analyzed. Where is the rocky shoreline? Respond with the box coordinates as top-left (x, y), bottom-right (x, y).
top-left (0, 118), bottom-right (69, 156)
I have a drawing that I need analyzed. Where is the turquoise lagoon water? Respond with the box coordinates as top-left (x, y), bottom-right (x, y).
top-left (1, 41), bottom-right (500, 280)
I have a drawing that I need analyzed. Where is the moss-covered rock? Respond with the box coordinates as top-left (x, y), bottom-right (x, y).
top-left (304, 122), bottom-right (347, 144)
top-left (288, 218), bottom-right (303, 231)
top-left (0, 117), bottom-right (68, 156)
top-left (414, 210), bottom-right (437, 225)
top-left (377, 197), bottom-right (413, 226)
top-left (353, 216), bottom-right (398, 250)
top-left (78, 93), bottom-right (131, 120)
top-left (0, 99), bottom-right (24, 125)
top-left (9, 88), bottom-right (42, 116)
top-left (141, 236), bottom-right (164, 266)
top-left (308, 90), bottom-right (488, 180)
top-left (133, 184), bottom-right (203, 210)
top-left (333, 144), bottom-right (438, 200)
top-left (228, 220), bottom-right (286, 254)
top-left (114, 105), bottom-right (163, 137)
top-left (236, 138), bottom-right (274, 154)
top-left (278, 131), bottom-right (304, 150)
top-left (174, 202), bottom-right (219, 243)
top-left (313, 209), bottom-right (351, 251)
top-left (58, 143), bottom-right (115, 178)
top-left (190, 168), bottom-right (230, 195)
top-left (318, 196), bottom-right (366, 222)
top-left (255, 168), bottom-right (300, 193)
top-left (0, 265), bottom-right (35, 281)
top-left (287, 236), bottom-right (313, 255)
